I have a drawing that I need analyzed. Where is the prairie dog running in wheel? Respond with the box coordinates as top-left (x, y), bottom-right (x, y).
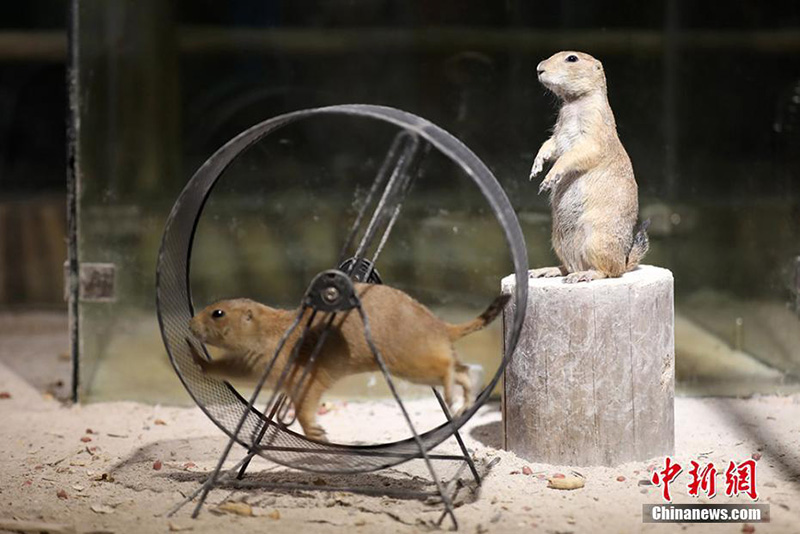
top-left (529, 50), bottom-right (649, 283)
top-left (188, 283), bottom-right (509, 442)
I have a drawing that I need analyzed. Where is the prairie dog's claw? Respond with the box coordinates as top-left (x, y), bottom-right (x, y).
top-left (529, 267), bottom-right (563, 278)
top-left (564, 271), bottom-right (600, 284)
top-left (538, 180), bottom-right (551, 194)
top-left (305, 425), bottom-right (329, 442)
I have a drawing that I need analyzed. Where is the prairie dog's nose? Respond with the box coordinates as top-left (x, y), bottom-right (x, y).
top-left (536, 61), bottom-right (545, 75)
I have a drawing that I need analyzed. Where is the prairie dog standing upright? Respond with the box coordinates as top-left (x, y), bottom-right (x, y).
top-left (529, 50), bottom-right (648, 283)
top-left (188, 283), bottom-right (509, 441)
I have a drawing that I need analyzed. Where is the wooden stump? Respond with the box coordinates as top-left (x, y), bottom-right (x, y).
top-left (501, 265), bottom-right (675, 467)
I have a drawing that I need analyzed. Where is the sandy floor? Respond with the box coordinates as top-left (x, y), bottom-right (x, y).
top-left (1, 359), bottom-right (799, 534)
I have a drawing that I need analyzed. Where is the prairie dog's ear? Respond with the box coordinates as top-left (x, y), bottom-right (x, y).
top-left (245, 309), bottom-right (254, 322)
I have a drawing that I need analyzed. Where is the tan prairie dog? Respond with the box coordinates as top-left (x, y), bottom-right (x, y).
top-left (188, 283), bottom-right (510, 441)
top-left (529, 50), bottom-right (649, 283)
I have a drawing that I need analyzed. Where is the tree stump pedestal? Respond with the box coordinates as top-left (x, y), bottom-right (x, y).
top-left (501, 265), bottom-right (675, 466)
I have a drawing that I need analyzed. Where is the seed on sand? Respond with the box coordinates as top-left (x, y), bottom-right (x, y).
top-left (547, 475), bottom-right (585, 490)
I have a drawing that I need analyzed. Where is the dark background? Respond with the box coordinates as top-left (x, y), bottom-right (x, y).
top-left (1, 0), bottom-right (799, 303)
top-left (0, 1), bottom-right (796, 401)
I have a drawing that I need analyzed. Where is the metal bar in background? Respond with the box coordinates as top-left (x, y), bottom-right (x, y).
top-left (8, 28), bottom-right (800, 63)
top-left (177, 27), bottom-right (800, 55)
top-left (66, 0), bottom-right (81, 403)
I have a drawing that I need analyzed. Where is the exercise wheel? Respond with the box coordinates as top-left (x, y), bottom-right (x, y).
top-left (156, 104), bottom-right (528, 528)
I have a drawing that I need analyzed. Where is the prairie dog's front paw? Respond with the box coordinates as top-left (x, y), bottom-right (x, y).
top-left (185, 339), bottom-right (207, 368)
top-left (538, 170), bottom-right (562, 194)
top-left (529, 156), bottom-right (544, 180)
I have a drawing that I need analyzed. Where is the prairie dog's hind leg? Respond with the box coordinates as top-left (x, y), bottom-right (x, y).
top-left (442, 363), bottom-right (455, 410)
top-left (292, 377), bottom-right (329, 442)
top-left (453, 362), bottom-right (473, 415)
top-left (529, 266), bottom-right (567, 279)
top-left (565, 233), bottom-right (627, 283)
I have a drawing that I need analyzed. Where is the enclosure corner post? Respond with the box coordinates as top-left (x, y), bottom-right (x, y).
top-left (66, 0), bottom-right (81, 403)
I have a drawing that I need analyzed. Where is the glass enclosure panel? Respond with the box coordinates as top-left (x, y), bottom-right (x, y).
top-left (74, 0), bottom-right (800, 403)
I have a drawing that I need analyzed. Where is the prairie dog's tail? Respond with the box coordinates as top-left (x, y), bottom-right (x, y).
top-left (626, 219), bottom-right (650, 271)
top-left (446, 294), bottom-right (511, 341)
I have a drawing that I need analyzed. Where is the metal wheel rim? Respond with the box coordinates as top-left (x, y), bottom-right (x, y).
top-left (155, 104), bottom-right (528, 474)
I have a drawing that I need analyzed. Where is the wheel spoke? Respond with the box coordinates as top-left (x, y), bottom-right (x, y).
top-left (336, 132), bottom-right (408, 266)
top-left (340, 132), bottom-right (427, 279)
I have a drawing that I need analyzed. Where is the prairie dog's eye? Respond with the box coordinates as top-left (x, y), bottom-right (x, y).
top-left (211, 309), bottom-right (225, 319)
top-left (566, 55), bottom-right (579, 63)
